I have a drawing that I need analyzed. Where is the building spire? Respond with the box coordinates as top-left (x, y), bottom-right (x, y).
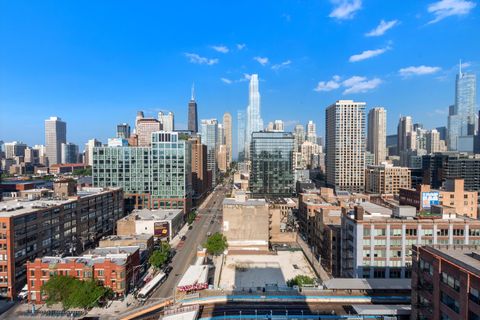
top-left (191, 82), bottom-right (195, 101)
top-left (459, 59), bottom-right (462, 75)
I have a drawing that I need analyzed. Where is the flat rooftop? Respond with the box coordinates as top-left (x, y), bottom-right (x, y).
top-left (0, 187), bottom-right (120, 217)
top-left (88, 245), bottom-right (139, 256)
top-left (223, 198), bottom-right (267, 206)
top-left (323, 278), bottom-right (411, 290)
top-left (100, 234), bottom-right (152, 241)
top-left (130, 208), bottom-right (183, 221)
top-left (219, 251), bottom-right (316, 289)
top-left (425, 245), bottom-right (480, 275)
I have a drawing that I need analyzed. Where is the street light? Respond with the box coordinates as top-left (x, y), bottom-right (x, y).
top-left (239, 310), bottom-right (242, 320)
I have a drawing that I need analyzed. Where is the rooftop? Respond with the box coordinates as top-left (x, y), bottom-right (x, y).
top-left (323, 278), bottom-right (411, 290)
top-left (100, 234), bottom-right (152, 241)
top-left (223, 197), bottom-right (267, 206)
top-left (127, 208), bottom-right (183, 221)
top-left (423, 245), bottom-right (480, 275)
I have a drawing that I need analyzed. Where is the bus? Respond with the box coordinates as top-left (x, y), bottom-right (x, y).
top-left (136, 271), bottom-right (166, 302)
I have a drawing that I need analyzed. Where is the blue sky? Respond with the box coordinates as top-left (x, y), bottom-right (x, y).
top-left (0, 0), bottom-right (479, 153)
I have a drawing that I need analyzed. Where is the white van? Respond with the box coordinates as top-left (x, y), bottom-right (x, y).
top-left (18, 284), bottom-right (28, 300)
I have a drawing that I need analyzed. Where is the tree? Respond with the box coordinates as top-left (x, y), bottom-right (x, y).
top-left (149, 242), bottom-right (171, 269)
top-left (287, 275), bottom-right (315, 287)
top-left (73, 167), bottom-right (92, 176)
top-left (41, 275), bottom-right (112, 310)
top-left (204, 232), bottom-right (228, 256)
top-left (187, 211), bottom-right (197, 225)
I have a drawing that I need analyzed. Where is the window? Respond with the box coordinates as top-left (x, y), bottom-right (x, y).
top-left (406, 228), bottom-right (417, 236)
top-left (441, 272), bottom-right (460, 291)
top-left (98, 270), bottom-right (104, 276)
top-left (441, 292), bottom-right (460, 313)
top-left (419, 259), bottom-right (433, 276)
top-left (470, 287), bottom-right (480, 304)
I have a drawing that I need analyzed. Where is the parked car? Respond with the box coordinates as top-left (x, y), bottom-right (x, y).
top-left (163, 265), bottom-right (173, 274)
top-left (181, 235), bottom-right (187, 241)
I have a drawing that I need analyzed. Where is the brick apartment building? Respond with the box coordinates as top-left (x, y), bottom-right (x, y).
top-left (0, 186), bottom-right (124, 299)
top-left (411, 245), bottom-right (480, 320)
top-left (27, 246), bottom-right (140, 303)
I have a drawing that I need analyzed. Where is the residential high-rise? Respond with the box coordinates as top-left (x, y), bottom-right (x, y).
top-left (93, 132), bottom-right (192, 211)
top-left (397, 116), bottom-right (414, 154)
top-left (4, 141), bottom-right (27, 159)
top-left (325, 100), bottom-right (366, 193)
top-left (273, 120), bottom-right (284, 132)
top-left (306, 120), bottom-right (317, 144)
top-left (45, 116), bottom-right (67, 165)
top-left (158, 111), bottom-right (174, 131)
top-left (367, 107), bottom-right (387, 165)
top-left (189, 135), bottom-right (209, 200)
top-left (84, 139), bottom-right (102, 166)
top-left (24, 147), bottom-right (39, 165)
top-left (249, 132), bottom-right (294, 197)
top-left (223, 112), bottom-right (232, 165)
top-left (61, 142), bottom-right (79, 164)
top-left (426, 129), bottom-right (441, 154)
top-left (365, 163), bottom-right (411, 195)
top-left (217, 145), bottom-right (228, 173)
top-left (201, 119), bottom-right (219, 185)
top-left (237, 110), bottom-right (246, 161)
top-left (116, 123), bottom-right (131, 139)
top-left (188, 84), bottom-right (198, 133)
top-left (136, 117), bottom-right (161, 146)
top-left (448, 65), bottom-right (477, 151)
top-left (294, 124), bottom-right (305, 152)
top-left (245, 74), bottom-right (263, 159)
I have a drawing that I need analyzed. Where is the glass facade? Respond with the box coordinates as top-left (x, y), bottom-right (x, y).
top-left (249, 132), bottom-right (294, 197)
top-left (92, 132), bottom-right (192, 210)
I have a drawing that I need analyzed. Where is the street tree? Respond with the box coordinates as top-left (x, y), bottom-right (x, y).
top-left (204, 232), bottom-right (228, 256)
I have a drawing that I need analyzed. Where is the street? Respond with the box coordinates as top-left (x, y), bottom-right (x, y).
top-left (149, 183), bottom-right (229, 300)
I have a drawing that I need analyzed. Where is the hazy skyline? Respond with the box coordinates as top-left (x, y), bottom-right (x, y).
top-left (0, 1), bottom-right (479, 148)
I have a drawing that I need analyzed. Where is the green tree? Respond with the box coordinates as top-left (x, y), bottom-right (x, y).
top-left (73, 167), bottom-right (92, 176)
top-left (149, 242), bottom-right (171, 269)
top-left (41, 275), bottom-right (112, 309)
top-left (204, 232), bottom-right (228, 256)
top-left (187, 211), bottom-right (197, 225)
top-left (287, 275), bottom-right (315, 287)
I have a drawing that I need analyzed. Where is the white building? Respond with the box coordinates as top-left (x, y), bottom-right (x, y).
top-left (367, 107), bottom-right (387, 165)
top-left (45, 117), bottom-right (66, 165)
top-left (159, 111), bottom-right (175, 131)
top-left (85, 139), bottom-right (102, 166)
top-left (245, 74), bottom-right (263, 159)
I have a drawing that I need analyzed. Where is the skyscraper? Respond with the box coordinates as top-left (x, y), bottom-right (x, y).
top-left (201, 119), bottom-right (219, 185)
top-left (158, 111), bottom-right (174, 131)
top-left (223, 112), bottom-right (232, 165)
top-left (245, 74), bottom-right (263, 158)
top-left (294, 124), bottom-right (305, 152)
top-left (45, 116), bottom-right (67, 165)
top-left (237, 110), bottom-right (246, 161)
top-left (188, 84), bottom-right (198, 133)
top-left (448, 65), bottom-right (477, 151)
top-left (61, 142), bottom-right (79, 164)
top-left (136, 118), bottom-right (161, 146)
top-left (397, 116), bottom-right (415, 154)
top-left (249, 132), bottom-right (294, 197)
top-left (306, 121), bottom-right (317, 144)
top-left (273, 120), bottom-right (284, 132)
top-left (116, 123), bottom-right (131, 139)
top-left (85, 139), bottom-right (102, 166)
top-left (325, 100), bottom-right (366, 193)
top-left (367, 107), bottom-right (387, 165)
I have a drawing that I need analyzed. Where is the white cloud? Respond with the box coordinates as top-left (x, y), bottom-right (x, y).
top-left (365, 19), bottom-right (399, 36)
top-left (329, 0), bottom-right (362, 20)
top-left (460, 61), bottom-right (471, 69)
top-left (428, 0), bottom-right (476, 24)
top-left (221, 78), bottom-right (233, 84)
top-left (236, 43), bottom-right (246, 50)
top-left (314, 77), bottom-right (341, 92)
top-left (211, 45), bottom-right (229, 53)
top-left (349, 47), bottom-right (389, 62)
top-left (313, 74), bottom-right (381, 94)
top-left (434, 108), bottom-right (448, 115)
top-left (399, 65), bottom-right (441, 77)
top-left (242, 74), bottom-right (252, 81)
top-left (253, 56), bottom-right (269, 66)
top-left (271, 60), bottom-right (292, 71)
top-left (342, 76), bottom-right (382, 94)
top-left (184, 53), bottom-right (219, 65)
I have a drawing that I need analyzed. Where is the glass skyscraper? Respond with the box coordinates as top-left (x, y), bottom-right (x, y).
top-left (92, 132), bottom-right (192, 211)
top-left (448, 66), bottom-right (477, 151)
top-left (237, 110), bottom-right (246, 161)
top-left (249, 132), bottom-right (294, 198)
top-left (245, 74), bottom-right (263, 159)
top-left (200, 119), bottom-right (219, 185)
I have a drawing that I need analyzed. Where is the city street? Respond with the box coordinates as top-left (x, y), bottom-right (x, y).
top-left (149, 183), bottom-right (229, 300)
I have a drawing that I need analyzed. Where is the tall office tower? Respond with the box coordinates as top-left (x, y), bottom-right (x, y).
top-left (158, 111), bottom-right (174, 131)
top-left (293, 124), bottom-right (305, 152)
top-left (4, 141), bottom-right (27, 159)
top-left (306, 120), bottom-right (317, 143)
top-left (223, 112), bottom-right (232, 165)
top-left (426, 129), bottom-right (441, 154)
top-left (397, 116), bottom-right (414, 154)
top-left (189, 135), bottom-right (209, 200)
top-left (116, 123), bottom-right (131, 139)
top-left (201, 119), bottom-right (219, 185)
top-left (24, 148), bottom-right (39, 165)
top-left (249, 132), bottom-right (294, 197)
top-left (448, 65), bottom-right (477, 151)
top-left (435, 126), bottom-right (447, 141)
top-left (273, 120), bottom-right (284, 132)
top-left (85, 139), bottom-right (102, 166)
top-left (237, 110), bottom-right (246, 161)
top-left (136, 118), bottom-right (161, 146)
top-left (93, 132), bottom-right (192, 212)
top-left (33, 145), bottom-right (48, 166)
top-left (188, 84), bottom-right (198, 133)
top-left (44, 117), bottom-right (67, 165)
top-left (61, 142), bottom-right (79, 164)
top-left (367, 107), bottom-right (387, 165)
top-left (325, 100), bottom-right (366, 193)
top-left (245, 74), bottom-right (263, 158)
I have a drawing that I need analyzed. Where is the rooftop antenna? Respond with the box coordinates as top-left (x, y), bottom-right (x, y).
top-left (191, 82), bottom-right (195, 101)
top-left (459, 59), bottom-right (462, 75)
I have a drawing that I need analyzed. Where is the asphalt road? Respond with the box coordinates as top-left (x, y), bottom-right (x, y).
top-left (149, 183), bottom-right (229, 300)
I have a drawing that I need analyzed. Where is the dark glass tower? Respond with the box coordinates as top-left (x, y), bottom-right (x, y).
top-left (188, 84), bottom-right (198, 133)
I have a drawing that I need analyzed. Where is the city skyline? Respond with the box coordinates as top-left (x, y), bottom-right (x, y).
top-left (1, 1), bottom-right (479, 148)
